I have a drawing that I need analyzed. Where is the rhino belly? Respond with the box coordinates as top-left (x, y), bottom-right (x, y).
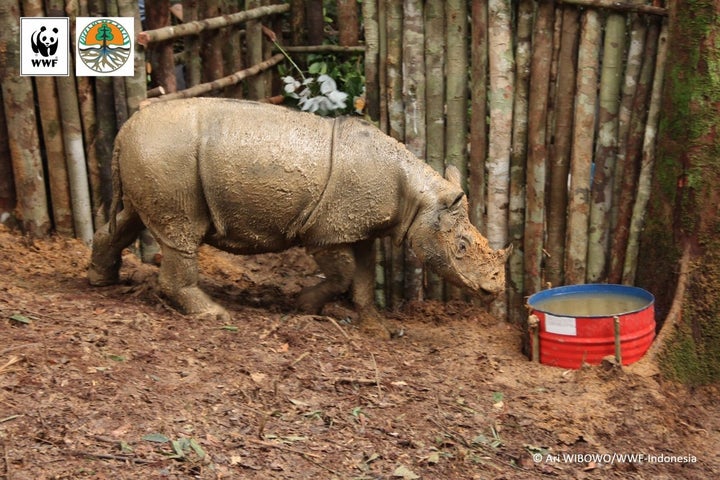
top-left (197, 119), bottom-right (333, 254)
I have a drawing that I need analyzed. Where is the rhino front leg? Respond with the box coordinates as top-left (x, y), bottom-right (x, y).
top-left (351, 240), bottom-right (392, 339)
top-left (157, 243), bottom-right (230, 322)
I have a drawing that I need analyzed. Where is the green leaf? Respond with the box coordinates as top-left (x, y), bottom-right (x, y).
top-left (171, 439), bottom-right (187, 458)
top-left (107, 354), bottom-right (126, 362)
top-left (221, 325), bottom-right (238, 332)
top-left (9, 314), bottom-right (31, 325)
top-left (189, 438), bottom-right (206, 459)
top-left (119, 441), bottom-right (134, 453)
top-left (143, 433), bottom-right (170, 443)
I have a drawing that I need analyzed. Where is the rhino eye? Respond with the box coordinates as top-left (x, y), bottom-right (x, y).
top-left (455, 236), bottom-right (469, 258)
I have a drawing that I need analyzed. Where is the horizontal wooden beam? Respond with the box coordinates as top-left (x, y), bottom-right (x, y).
top-left (141, 53), bottom-right (285, 106)
top-left (137, 3), bottom-right (290, 46)
top-left (557, 0), bottom-right (668, 16)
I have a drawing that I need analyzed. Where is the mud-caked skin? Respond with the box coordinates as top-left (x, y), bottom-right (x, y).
top-left (88, 98), bottom-right (511, 338)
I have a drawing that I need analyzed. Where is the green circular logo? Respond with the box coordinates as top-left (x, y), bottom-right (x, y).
top-left (78, 19), bottom-right (131, 73)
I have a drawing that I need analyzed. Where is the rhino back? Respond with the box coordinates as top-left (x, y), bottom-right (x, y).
top-left (117, 99), bottom-right (334, 253)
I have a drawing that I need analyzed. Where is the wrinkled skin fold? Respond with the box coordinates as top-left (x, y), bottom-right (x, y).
top-left (88, 98), bottom-right (510, 338)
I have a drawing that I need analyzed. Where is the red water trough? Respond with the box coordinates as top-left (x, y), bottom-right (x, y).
top-left (527, 284), bottom-right (655, 369)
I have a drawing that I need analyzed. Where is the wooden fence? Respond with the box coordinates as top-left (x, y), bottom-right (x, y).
top-left (0, 0), bottom-right (669, 324)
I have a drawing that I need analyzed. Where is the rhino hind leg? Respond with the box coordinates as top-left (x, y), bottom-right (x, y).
top-left (88, 207), bottom-right (145, 286)
top-left (301, 241), bottom-right (392, 340)
top-left (157, 241), bottom-right (231, 322)
top-left (298, 246), bottom-right (355, 313)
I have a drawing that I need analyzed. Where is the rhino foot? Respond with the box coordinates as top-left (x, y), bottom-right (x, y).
top-left (357, 310), bottom-right (393, 341)
top-left (88, 262), bottom-right (120, 286)
top-left (172, 286), bottom-right (231, 323)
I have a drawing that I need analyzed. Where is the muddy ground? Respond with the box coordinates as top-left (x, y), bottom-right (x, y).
top-left (0, 224), bottom-right (718, 479)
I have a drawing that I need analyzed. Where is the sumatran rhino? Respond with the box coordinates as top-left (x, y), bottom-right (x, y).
top-left (88, 98), bottom-right (510, 337)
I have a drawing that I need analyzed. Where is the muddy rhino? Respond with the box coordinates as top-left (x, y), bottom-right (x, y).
top-left (89, 98), bottom-right (510, 337)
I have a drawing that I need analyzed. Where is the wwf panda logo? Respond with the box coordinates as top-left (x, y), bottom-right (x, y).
top-left (30, 26), bottom-right (59, 57)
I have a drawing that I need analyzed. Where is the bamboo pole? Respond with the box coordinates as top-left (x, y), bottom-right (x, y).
top-left (402, 0), bottom-right (426, 302)
top-left (565, 10), bottom-right (601, 285)
top-left (546, 5), bottom-right (580, 287)
top-left (507, 0), bottom-right (533, 324)
top-left (424, 0), bottom-right (445, 300)
top-left (0, 0), bottom-right (51, 237)
top-left (623, 22), bottom-right (668, 284)
top-left (137, 3), bottom-right (290, 46)
top-left (524, 1), bottom-right (554, 294)
top-left (587, 12), bottom-right (626, 282)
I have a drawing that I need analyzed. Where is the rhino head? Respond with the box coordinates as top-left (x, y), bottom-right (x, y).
top-left (404, 166), bottom-right (511, 295)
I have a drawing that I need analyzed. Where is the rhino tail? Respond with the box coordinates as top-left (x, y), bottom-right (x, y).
top-left (108, 141), bottom-right (122, 236)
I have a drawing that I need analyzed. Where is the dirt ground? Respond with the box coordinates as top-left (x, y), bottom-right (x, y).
top-left (1, 224), bottom-right (718, 480)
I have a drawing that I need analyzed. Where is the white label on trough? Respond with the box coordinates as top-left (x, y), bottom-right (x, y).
top-left (545, 314), bottom-right (577, 336)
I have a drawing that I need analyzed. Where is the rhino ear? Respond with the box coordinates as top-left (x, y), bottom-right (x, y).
top-left (445, 165), bottom-right (462, 187)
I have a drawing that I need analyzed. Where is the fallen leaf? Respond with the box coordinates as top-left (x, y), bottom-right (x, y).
top-left (9, 314), bottom-right (31, 325)
top-left (393, 464), bottom-right (420, 479)
top-left (142, 433), bottom-right (170, 443)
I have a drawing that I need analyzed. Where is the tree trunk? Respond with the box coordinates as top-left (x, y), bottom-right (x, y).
top-left (546, 5), bottom-right (579, 287)
top-left (565, 10), bottom-right (600, 285)
top-left (200, 0), bottom-right (223, 85)
top-left (637, 0), bottom-right (720, 385)
top-left (305, 0), bottom-right (324, 46)
top-left (0, 0), bottom-right (51, 237)
top-left (146, 0), bottom-right (177, 93)
top-left (402, 0), bottom-right (425, 302)
top-left (587, 12), bottom-right (626, 282)
top-left (424, 0), bottom-right (444, 300)
top-left (468, 1), bottom-right (487, 232)
top-left (385, 0), bottom-right (404, 307)
top-left (486, 0), bottom-right (514, 251)
top-left (222, 0), bottom-right (244, 99)
top-left (362, 0), bottom-right (379, 121)
top-left (183, 0), bottom-right (202, 88)
top-left (507, 0), bottom-right (533, 324)
top-left (22, 0), bottom-right (73, 236)
top-left (337, 0), bottom-right (359, 46)
top-left (0, 90), bottom-right (15, 223)
top-left (246, 0), bottom-right (265, 100)
top-left (608, 20), bottom-right (660, 283)
top-left (117, 0), bottom-right (147, 116)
